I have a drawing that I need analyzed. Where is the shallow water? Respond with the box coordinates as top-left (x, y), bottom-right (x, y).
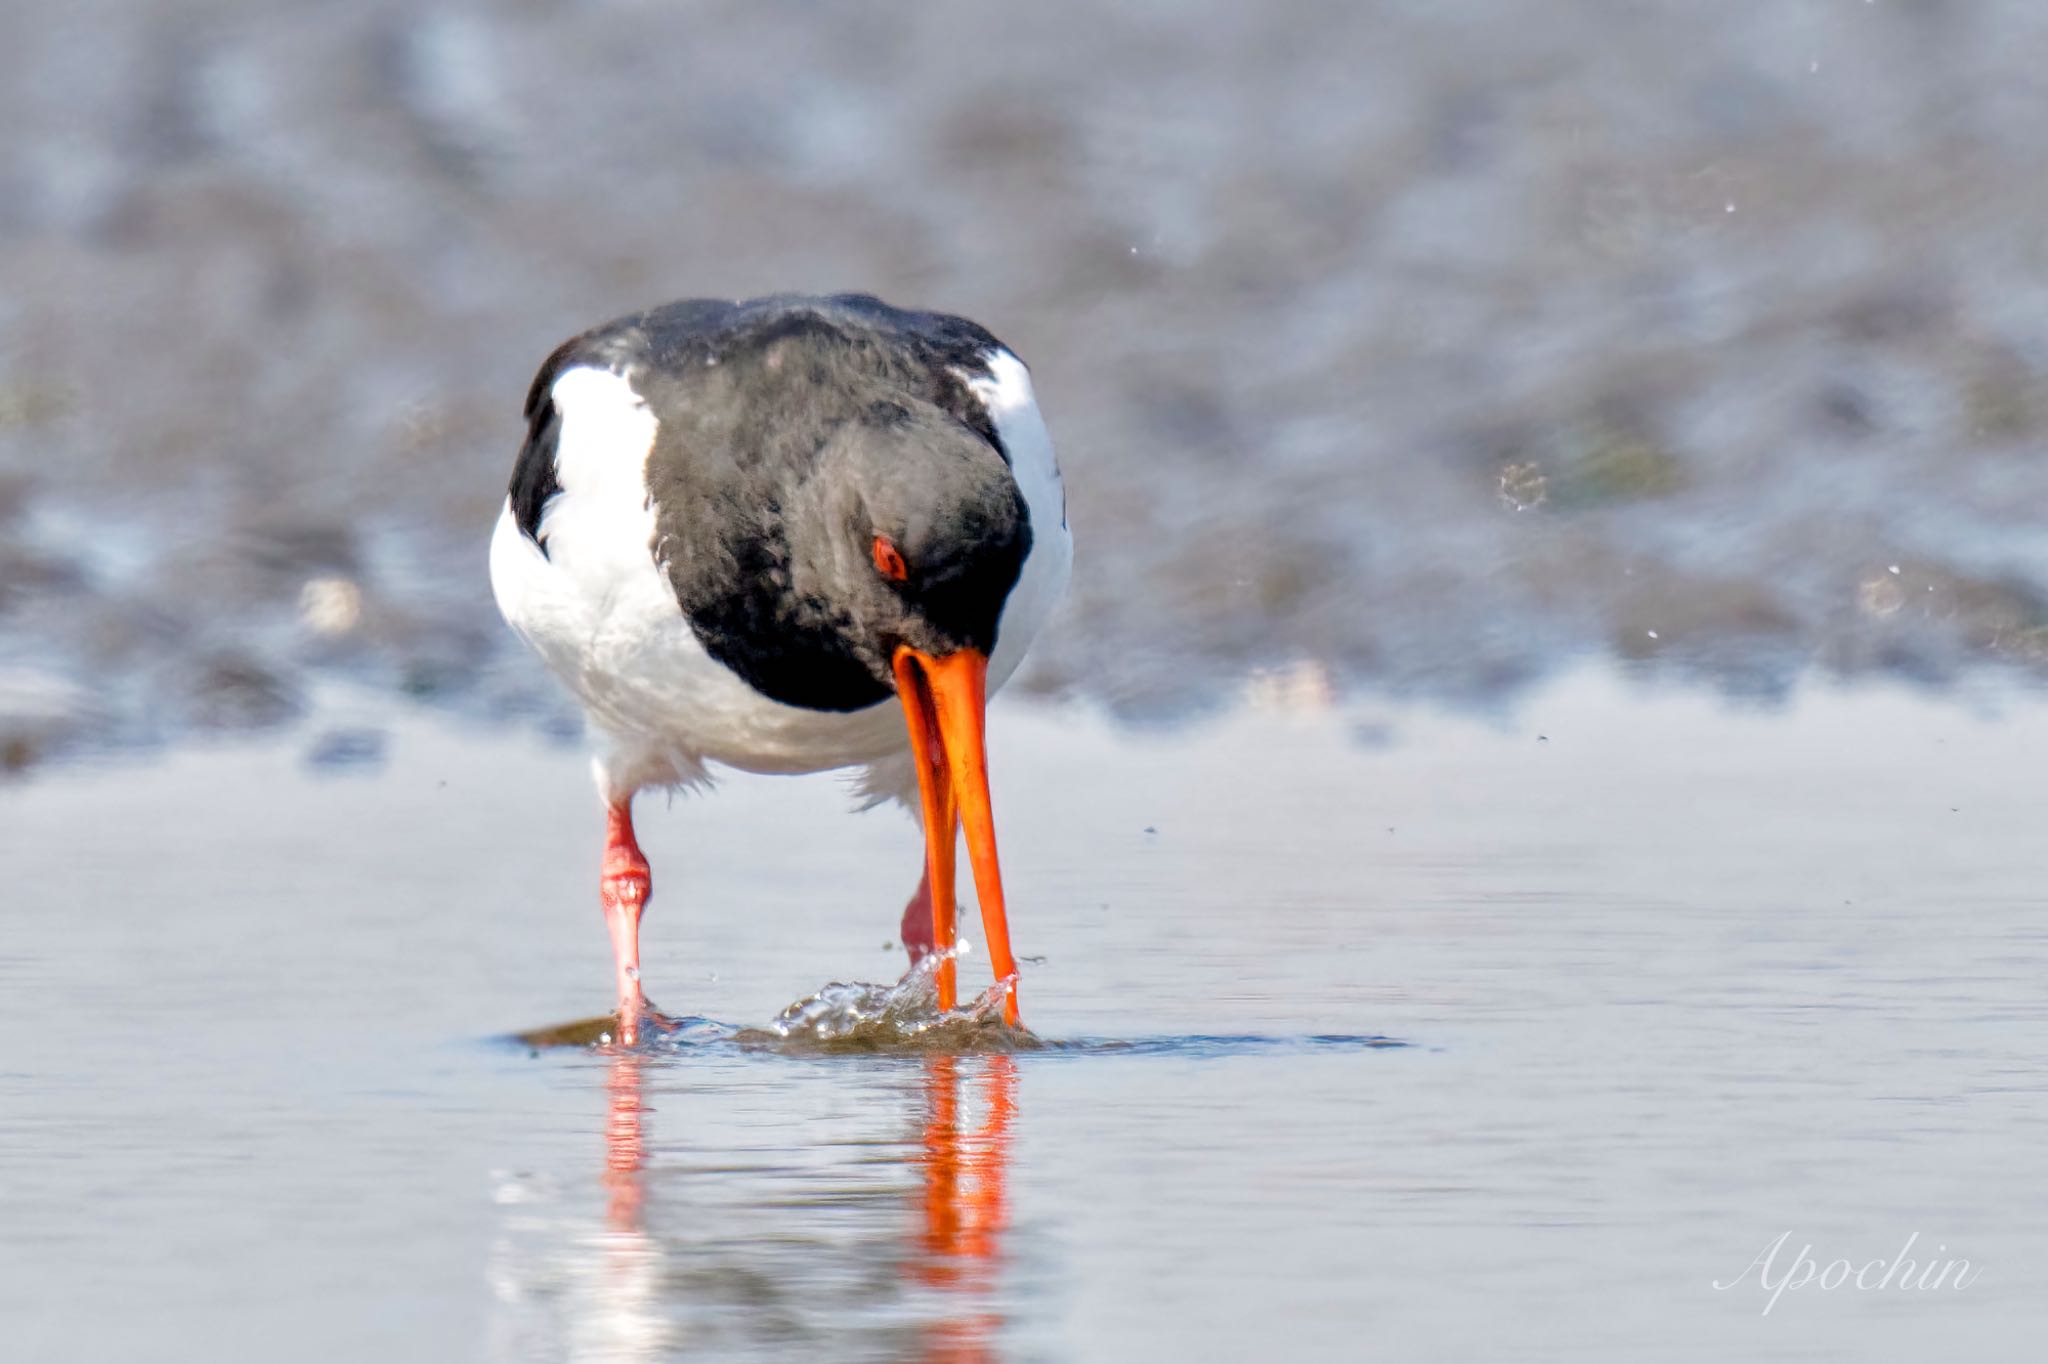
top-left (4, 672), bottom-right (2045, 1359)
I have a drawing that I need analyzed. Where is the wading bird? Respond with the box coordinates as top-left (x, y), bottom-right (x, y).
top-left (489, 294), bottom-right (1070, 1041)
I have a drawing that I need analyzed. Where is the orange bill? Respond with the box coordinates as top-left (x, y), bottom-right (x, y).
top-left (892, 646), bottom-right (1021, 1025)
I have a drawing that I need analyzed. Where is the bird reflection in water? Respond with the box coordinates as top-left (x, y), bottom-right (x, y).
top-left (910, 1053), bottom-right (1019, 1362)
top-left (577, 1050), bottom-right (667, 1360)
top-left (570, 1046), bottom-right (1019, 1361)
top-left (601, 1051), bottom-right (650, 1233)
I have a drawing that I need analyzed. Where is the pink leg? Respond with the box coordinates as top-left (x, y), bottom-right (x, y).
top-left (601, 801), bottom-right (652, 1045)
top-left (901, 867), bottom-right (936, 966)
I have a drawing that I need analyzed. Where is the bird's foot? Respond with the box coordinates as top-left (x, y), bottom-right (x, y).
top-left (609, 995), bottom-right (677, 1048)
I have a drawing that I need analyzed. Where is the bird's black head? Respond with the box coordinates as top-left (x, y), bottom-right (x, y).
top-left (793, 398), bottom-right (1032, 689)
top-left (657, 371), bottom-right (1031, 714)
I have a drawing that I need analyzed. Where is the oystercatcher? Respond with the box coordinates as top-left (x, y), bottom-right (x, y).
top-left (489, 294), bottom-right (1070, 1040)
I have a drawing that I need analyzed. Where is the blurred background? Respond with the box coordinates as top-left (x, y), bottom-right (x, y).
top-left (7, 0), bottom-right (2048, 774)
top-left (11, 7), bottom-right (2048, 1360)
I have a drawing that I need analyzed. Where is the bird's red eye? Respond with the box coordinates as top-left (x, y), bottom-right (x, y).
top-left (872, 535), bottom-right (909, 583)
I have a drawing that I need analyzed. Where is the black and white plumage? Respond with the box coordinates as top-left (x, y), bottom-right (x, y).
top-left (490, 293), bottom-right (1069, 805)
top-left (488, 293), bottom-right (1070, 1034)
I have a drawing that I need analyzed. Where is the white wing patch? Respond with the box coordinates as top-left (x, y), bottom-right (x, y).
top-left (535, 366), bottom-right (662, 586)
top-left (964, 350), bottom-right (1072, 694)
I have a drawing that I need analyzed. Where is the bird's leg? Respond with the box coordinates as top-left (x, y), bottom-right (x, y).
top-left (900, 796), bottom-right (960, 1006)
top-left (600, 800), bottom-right (652, 1045)
top-left (901, 867), bottom-right (936, 965)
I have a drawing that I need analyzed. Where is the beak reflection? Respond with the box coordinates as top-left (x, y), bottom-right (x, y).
top-left (571, 1049), bottom-right (1019, 1362)
top-left (910, 1054), bottom-right (1019, 1362)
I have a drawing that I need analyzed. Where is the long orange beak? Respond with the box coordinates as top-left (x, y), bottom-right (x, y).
top-left (892, 646), bottom-right (1020, 1025)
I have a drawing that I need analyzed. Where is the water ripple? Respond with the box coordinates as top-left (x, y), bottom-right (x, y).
top-left (508, 955), bottom-right (1408, 1059)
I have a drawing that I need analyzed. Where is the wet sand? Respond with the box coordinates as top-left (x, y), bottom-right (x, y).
top-left (10, 2), bottom-right (2048, 766)
top-left (4, 673), bottom-right (2044, 1359)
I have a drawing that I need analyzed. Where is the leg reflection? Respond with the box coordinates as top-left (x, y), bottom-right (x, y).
top-left (577, 1048), bottom-right (666, 1361)
top-left (912, 1054), bottom-right (1018, 1362)
top-left (603, 1050), bottom-right (649, 1233)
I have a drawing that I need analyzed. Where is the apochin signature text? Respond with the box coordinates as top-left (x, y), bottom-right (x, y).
top-left (1715, 1232), bottom-right (1979, 1315)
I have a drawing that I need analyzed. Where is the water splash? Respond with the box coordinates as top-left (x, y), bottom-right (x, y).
top-left (509, 952), bottom-right (1406, 1057)
top-left (511, 953), bottom-right (1042, 1056)
top-left (735, 951), bottom-right (1042, 1056)
top-left (514, 1013), bottom-right (737, 1050)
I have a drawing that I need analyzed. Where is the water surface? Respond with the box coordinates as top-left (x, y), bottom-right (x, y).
top-left (4, 673), bottom-right (2044, 1359)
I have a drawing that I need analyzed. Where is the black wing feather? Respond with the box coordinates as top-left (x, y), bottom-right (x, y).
top-left (507, 293), bottom-right (1011, 556)
top-left (507, 338), bottom-right (578, 553)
